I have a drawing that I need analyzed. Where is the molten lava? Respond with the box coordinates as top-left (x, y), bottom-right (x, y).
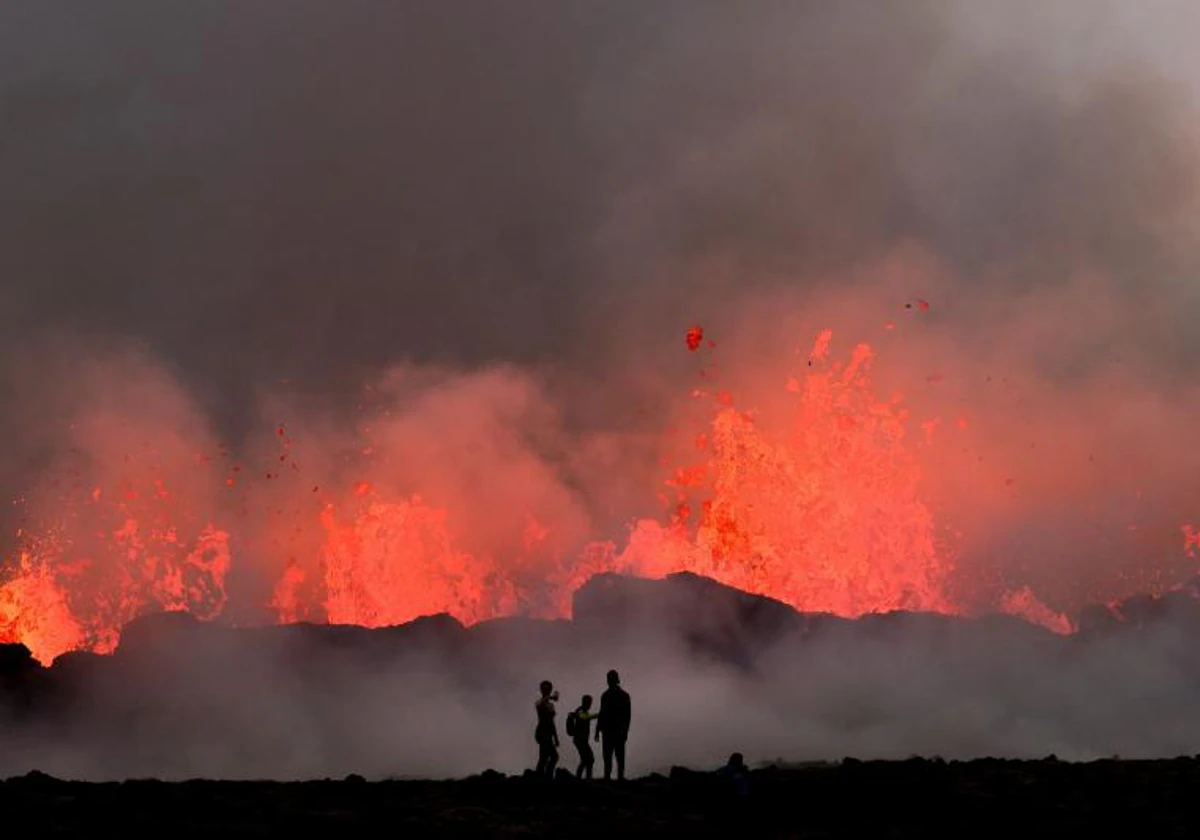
top-left (0, 458), bottom-right (232, 664)
top-left (0, 550), bottom-right (84, 667)
top-left (999, 587), bottom-right (1074, 634)
top-left (309, 495), bottom-right (517, 627)
top-left (6, 323), bottom-right (1167, 664)
top-left (0, 517), bottom-right (230, 665)
top-left (591, 330), bottom-right (953, 615)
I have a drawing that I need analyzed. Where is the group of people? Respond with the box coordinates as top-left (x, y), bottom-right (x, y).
top-left (534, 669), bottom-right (631, 780)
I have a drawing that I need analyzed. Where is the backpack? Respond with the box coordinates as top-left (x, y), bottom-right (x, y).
top-left (565, 710), bottom-right (579, 738)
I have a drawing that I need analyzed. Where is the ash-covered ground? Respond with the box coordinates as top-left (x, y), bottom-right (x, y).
top-left (4, 573), bottom-right (1200, 783)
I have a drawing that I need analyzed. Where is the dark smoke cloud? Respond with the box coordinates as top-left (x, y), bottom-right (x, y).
top-left (3, 3), bottom-right (1198, 413)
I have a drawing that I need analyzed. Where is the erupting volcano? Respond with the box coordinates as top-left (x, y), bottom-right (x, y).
top-left (0, 324), bottom-right (1178, 665)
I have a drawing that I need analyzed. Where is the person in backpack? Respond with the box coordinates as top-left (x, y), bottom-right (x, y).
top-left (595, 669), bottom-right (632, 781)
top-left (567, 694), bottom-right (600, 779)
top-left (534, 679), bottom-right (560, 778)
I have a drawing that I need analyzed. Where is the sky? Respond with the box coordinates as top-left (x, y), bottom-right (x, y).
top-left (1, 2), bottom-right (1196, 399)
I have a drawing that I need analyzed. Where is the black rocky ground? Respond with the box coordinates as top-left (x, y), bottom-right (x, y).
top-left (5, 757), bottom-right (1200, 837)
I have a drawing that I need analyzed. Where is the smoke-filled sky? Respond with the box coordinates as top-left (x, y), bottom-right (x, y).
top-left (4, 1), bottom-right (1199, 398)
top-left (3, 1), bottom-right (1200, 620)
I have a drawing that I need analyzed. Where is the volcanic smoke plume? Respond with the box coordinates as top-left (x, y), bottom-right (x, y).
top-left (3, 0), bottom-right (1200, 774)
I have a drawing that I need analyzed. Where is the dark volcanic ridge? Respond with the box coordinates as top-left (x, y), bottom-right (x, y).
top-left (4, 572), bottom-right (1200, 781)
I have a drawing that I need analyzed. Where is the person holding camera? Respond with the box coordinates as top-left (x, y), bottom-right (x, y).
top-left (534, 679), bottom-right (560, 778)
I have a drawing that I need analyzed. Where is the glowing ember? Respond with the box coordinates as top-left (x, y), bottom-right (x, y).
top-left (686, 325), bottom-right (704, 352)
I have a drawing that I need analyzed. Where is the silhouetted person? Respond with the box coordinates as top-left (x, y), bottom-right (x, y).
top-left (715, 751), bottom-right (750, 799)
top-left (567, 694), bottom-right (600, 779)
top-left (595, 669), bottom-right (631, 780)
top-left (534, 680), bottom-right (559, 778)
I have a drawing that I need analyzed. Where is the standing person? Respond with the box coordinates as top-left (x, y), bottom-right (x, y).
top-left (715, 752), bottom-right (751, 799)
top-left (534, 680), bottom-right (560, 778)
top-left (566, 694), bottom-right (600, 779)
top-left (595, 669), bottom-right (631, 781)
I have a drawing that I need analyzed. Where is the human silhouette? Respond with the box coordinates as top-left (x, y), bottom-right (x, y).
top-left (568, 694), bottom-right (600, 779)
top-left (595, 669), bottom-right (631, 780)
top-left (534, 679), bottom-right (559, 778)
top-left (715, 751), bottom-right (750, 798)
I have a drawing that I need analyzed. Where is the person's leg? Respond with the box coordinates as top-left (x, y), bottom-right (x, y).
top-left (537, 739), bottom-right (554, 777)
top-left (581, 741), bottom-right (594, 779)
top-left (602, 736), bottom-right (614, 779)
top-left (615, 737), bottom-right (626, 780)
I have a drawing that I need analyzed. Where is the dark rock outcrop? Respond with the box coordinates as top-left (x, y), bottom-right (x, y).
top-left (573, 571), bottom-right (815, 667)
top-left (1077, 575), bottom-right (1200, 638)
top-left (0, 643), bottom-right (44, 716)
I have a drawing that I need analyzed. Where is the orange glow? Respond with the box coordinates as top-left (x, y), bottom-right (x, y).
top-left (269, 557), bottom-right (308, 625)
top-left (596, 331), bottom-right (953, 615)
top-left (316, 494), bottom-right (518, 627)
top-left (6, 324), bottom-right (1196, 663)
top-left (0, 522), bottom-right (230, 664)
top-left (0, 550), bottom-right (85, 666)
top-left (1, 458), bottom-right (232, 664)
top-left (999, 586), bottom-right (1074, 634)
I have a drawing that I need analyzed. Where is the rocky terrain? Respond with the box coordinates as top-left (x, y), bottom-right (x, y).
top-left (6, 757), bottom-right (1200, 837)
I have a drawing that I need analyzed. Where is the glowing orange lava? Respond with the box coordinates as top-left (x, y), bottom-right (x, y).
top-left (1, 472), bottom-right (231, 663)
top-left (0, 550), bottom-right (85, 666)
top-left (313, 494), bottom-right (518, 627)
top-left (8, 324), bottom-right (1161, 663)
top-left (588, 329), bottom-right (954, 615)
top-left (999, 586), bottom-right (1075, 634)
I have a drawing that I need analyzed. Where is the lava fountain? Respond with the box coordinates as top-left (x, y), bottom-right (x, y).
top-left (585, 329), bottom-right (954, 616)
top-left (1, 326), bottom-right (1091, 664)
